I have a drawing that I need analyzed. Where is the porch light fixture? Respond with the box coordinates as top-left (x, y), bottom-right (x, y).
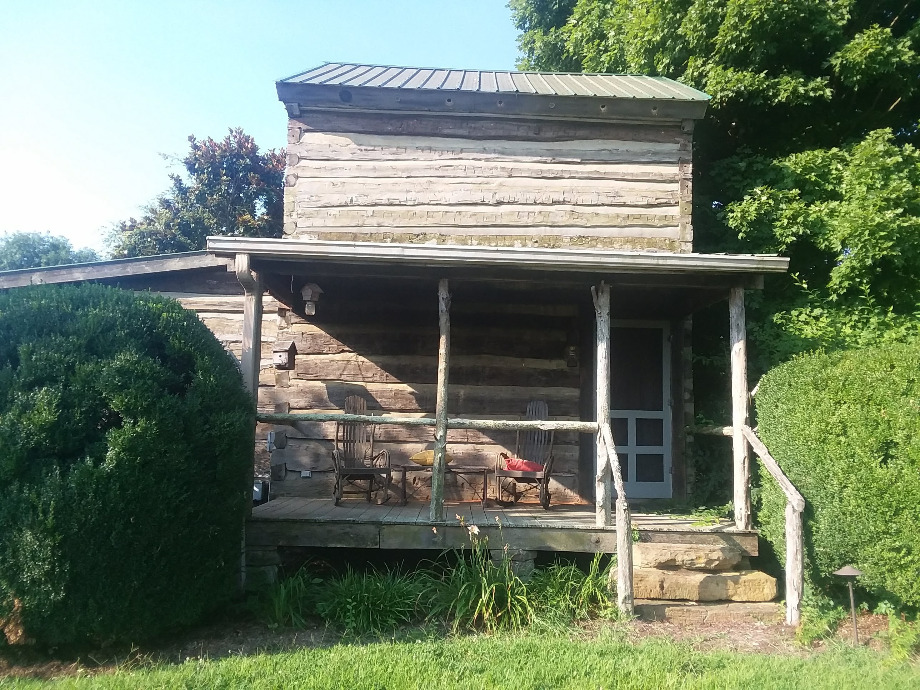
top-left (300, 282), bottom-right (323, 316)
top-left (833, 565), bottom-right (862, 645)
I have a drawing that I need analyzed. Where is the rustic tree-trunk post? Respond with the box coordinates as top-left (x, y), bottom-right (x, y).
top-left (430, 279), bottom-right (451, 523)
top-left (785, 502), bottom-right (804, 626)
top-left (729, 287), bottom-right (751, 529)
top-left (234, 252), bottom-right (262, 594)
top-left (593, 282), bottom-right (612, 528)
top-left (235, 253), bottom-right (263, 400)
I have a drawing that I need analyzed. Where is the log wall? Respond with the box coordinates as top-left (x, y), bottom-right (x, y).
top-left (284, 113), bottom-right (693, 252)
top-left (262, 287), bottom-right (585, 503)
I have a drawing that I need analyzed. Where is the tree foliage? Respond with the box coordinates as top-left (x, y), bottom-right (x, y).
top-left (109, 128), bottom-right (284, 258)
top-left (0, 232), bottom-right (98, 271)
top-left (511, 0), bottom-right (920, 366)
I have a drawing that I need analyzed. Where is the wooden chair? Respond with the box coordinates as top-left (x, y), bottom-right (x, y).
top-left (332, 395), bottom-right (391, 505)
top-left (494, 400), bottom-right (556, 509)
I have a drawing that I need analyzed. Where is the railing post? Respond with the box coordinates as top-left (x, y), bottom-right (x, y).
top-left (785, 503), bottom-right (804, 626)
top-left (593, 282), bottom-right (612, 527)
top-left (729, 287), bottom-right (751, 529)
top-left (430, 279), bottom-right (451, 523)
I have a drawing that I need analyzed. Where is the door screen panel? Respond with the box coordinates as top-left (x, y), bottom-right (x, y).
top-left (610, 324), bottom-right (671, 499)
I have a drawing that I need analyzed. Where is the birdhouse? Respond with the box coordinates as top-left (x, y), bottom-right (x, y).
top-left (272, 340), bottom-right (297, 369)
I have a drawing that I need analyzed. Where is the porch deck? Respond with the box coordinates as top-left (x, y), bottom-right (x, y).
top-left (248, 497), bottom-right (759, 555)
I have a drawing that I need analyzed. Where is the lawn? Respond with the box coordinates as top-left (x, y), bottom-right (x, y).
top-left (3, 630), bottom-right (917, 690)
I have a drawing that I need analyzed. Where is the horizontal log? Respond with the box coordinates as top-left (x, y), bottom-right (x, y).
top-left (259, 412), bottom-right (597, 433)
top-left (289, 178), bottom-right (679, 208)
top-left (259, 380), bottom-right (580, 416)
top-left (292, 353), bottom-right (580, 387)
top-left (292, 231), bottom-right (679, 252)
top-left (293, 206), bottom-right (680, 229)
top-left (269, 441), bottom-right (581, 475)
top-left (288, 326), bottom-right (567, 360)
top-left (288, 159), bottom-right (682, 182)
top-left (292, 112), bottom-right (686, 143)
top-left (275, 419), bottom-right (579, 447)
top-left (742, 426), bottom-right (805, 511)
top-left (291, 132), bottom-right (684, 164)
top-left (301, 301), bottom-right (577, 330)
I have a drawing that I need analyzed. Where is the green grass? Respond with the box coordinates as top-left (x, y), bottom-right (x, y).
top-left (3, 630), bottom-right (918, 689)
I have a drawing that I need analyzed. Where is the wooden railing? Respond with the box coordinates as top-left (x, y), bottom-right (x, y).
top-left (257, 411), bottom-right (636, 616)
top-left (741, 425), bottom-right (804, 626)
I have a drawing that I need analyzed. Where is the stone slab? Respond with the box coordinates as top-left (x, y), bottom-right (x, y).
top-left (631, 568), bottom-right (778, 602)
top-left (634, 542), bottom-right (742, 571)
top-left (635, 600), bottom-right (784, 624)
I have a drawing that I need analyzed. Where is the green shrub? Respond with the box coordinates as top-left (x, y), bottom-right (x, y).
top-left (315, 567), bottom-right (429, 634)
top-left (755, 342), bottom-right (920, 607)
top-left (0, 284), bottom-right (254, 646)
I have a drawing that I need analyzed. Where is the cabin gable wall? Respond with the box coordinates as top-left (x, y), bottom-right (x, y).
top-left (284, 111), bottom-right (694, 252)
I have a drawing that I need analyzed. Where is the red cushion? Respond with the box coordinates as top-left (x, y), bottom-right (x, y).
top-left (505, 457), bottom-right (543, 472)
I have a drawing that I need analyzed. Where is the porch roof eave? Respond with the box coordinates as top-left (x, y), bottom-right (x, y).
top-left (206, 237), bottom-right (789, 279)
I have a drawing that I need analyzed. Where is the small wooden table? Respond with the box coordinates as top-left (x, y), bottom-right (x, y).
top-left (394, 464), bottom-right (489, 506)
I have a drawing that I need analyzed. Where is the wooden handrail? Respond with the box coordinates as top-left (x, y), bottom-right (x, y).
top-left (742, 424), bottom-right (804, 626)
top-left (259, 412), bottom-right (599, 434)
top-left (742, 426), bottom-right (805, 511)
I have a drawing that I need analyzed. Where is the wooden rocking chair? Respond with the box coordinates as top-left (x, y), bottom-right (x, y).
top-left (494, 400), bottom-right (556, 509)
top-left (332, 395), bottom-right (391, 506)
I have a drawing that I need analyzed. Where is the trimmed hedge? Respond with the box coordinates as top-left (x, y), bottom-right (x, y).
top-left (756, 342), bottom-right (920, 607)
top-left (0, 285), bottom-right (254, 645)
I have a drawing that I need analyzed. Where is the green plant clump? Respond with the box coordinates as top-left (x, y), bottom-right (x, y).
top-left (755, 342), bottom-right (920, 607)
top-left (315, 567), bottom-right (429, 635)
top-left (0, 284), bottom-right (254, 646)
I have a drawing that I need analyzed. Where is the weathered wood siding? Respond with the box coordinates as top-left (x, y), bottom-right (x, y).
top-left (262, 288), bottom-right (585, 503)
top-left (284, 113), bottom-right (693, 252)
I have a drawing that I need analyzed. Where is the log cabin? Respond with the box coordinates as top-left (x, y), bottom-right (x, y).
top-left (1, 63), bottom-right (804, 620)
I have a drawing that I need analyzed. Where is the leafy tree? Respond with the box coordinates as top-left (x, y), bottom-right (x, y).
top-left (511, 0), bottom-right (920, 366)
top-left (109, 128), bottom-right (284, 258)
top-left (0, 232), bottom-right (98, 271)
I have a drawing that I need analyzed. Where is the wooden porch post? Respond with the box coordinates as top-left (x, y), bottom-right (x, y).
top-left (593, 282), bottom-right (612, 527)
top-left (729, 287), bottom-right (751, 529)
top-left (430, 279), bottom-right (451, 523)
top-left (235, 253), bottom-right (263, 400)
top-left (234, 253), bottom-right (262, 594)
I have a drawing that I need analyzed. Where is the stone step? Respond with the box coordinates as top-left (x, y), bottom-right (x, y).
top-left (634, 542), bottom-right (744, 571)
top-left (633, 567), bottom-right (777, 602)
top-left (635, 600), bottom-right (784, 624)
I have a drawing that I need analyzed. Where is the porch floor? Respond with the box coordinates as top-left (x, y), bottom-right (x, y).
top-left (248, 498), bottom-right (759, 555)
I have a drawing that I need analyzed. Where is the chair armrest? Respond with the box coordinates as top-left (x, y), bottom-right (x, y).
top-left (371, 449), bottom-right (390, 469)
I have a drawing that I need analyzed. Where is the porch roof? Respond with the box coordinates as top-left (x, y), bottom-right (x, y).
top-left (206, 237), bottom-right (788, 279)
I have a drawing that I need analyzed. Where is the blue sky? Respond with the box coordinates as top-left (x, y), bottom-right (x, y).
top-left (1, 1), bottom-right (520, 253)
